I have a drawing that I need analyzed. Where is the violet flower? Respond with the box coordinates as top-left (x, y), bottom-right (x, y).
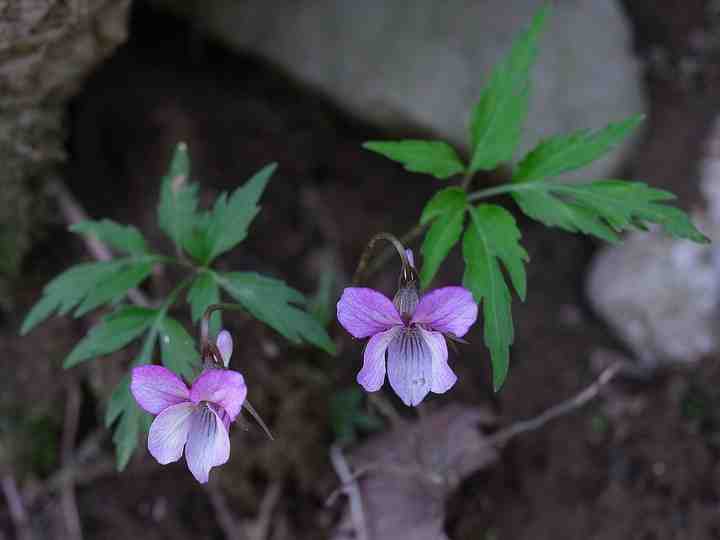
top-left (337, 250), bottom-right (478, 406)
top-left (130, 330), bottom-right (246, 483)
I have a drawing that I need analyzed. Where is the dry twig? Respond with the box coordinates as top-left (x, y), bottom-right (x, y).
top-left (60, 381), bottom-right (84, 540)
top-left (329, 444), bottom-right (368, 540)
top-left (1, 474), bottom-right (34, 540)
top-left (246, 481), bottom-right (283, 540)
top-left (487, 361), bottom-right (625, 447)
top-left (205, 484), bottom-right (247, 540)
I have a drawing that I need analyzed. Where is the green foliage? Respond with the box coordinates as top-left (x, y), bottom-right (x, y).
top-left (157, 143), bottom-right (275, 264)
top-left (363, 140), bottom-right (466, 180)
top-left (216, 271), bottom-right (336, 354)
top-left (419, 188), bottom-right (467, 288)
top-left (64, 306), bottom-right (157, 368)
top-left (105, 307), bottom-right (165, 470)
top-left (204, 164), bottom-right (275, 261)
top-left (512, 116), bottom-right (643, 182)
top-left (512, 181), bottom-right (709, 244)
top-left (70, 219), bottom-right (148, 255)
top-left (329, 387), bottom-right (383, 443)
top-left (187, 270), bottom-right (222, 336)
top-left (160, 316), bottom-right (199, 380)
top-left (462, 205), bottom-right (528, 391)
top-left (21, 261), bottom-right (120, 334)
top-left (468, 6), bottom-right (548, 173)
top-left (158, 143), bottom-right (199, 254)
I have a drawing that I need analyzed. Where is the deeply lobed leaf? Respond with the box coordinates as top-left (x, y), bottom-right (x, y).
top-left (159, 317), bottom-right (199, 380)
top-left (204, 163), bottom-right (275, 262)
top-left (363, 140), bottom-right (465, 180)
top-left (64, 306), bottom-right (158, 368)
top-left (512, 180), bottom-right (709, 244)
top-left (512, 115), bottom-right (643, 182)
top-left (419, 188), bottom-right (468, 288)
top-left (70, 219), bottom-right (148, 255)
top-left (21, 258), bottom-right (157, 335)
top-left (462, 205), bottom-right (528, 391)
top-left (468, 6), bottom-right (548, 173)
top-left (216, 271), bottom-right (336, 354)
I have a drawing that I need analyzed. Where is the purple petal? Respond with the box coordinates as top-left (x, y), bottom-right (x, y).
top-left (216, 330), bottom-right (233, 367)
top-left (147, 402), bottom-right (194, 464)
top-left (411, 286), bottom-right (478, 337)
top-left (185, 405), bottom-right (230, 484)
top-left (386, 329), bottom-right (432, 407)
top-left (190, 369), bottom-right (247, 421)
top-left (131, 365), bottom-right (190, 415)
top-left (418, 328), bottom-right (457, 394)
top-left (337, 287), bottom-right (402, 339)
top-left (357, 327), bottom-right (400, 392)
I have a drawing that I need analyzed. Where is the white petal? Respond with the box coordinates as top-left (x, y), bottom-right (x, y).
top-left (185, 405), bottom-right (231, 483)
top-left (147, 402), bottom-right (194, 465)
top-left (418, 327), bottom-right (457, 394)
top-left (357, 327), bottom-right (399, 392)
top-left (386, 330), bottom-right (432, 407)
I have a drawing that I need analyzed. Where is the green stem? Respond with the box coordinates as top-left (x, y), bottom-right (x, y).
top-left (467, 182), bottom-right (535, 202)
top-left (460, 169), bottom-right (475, 191)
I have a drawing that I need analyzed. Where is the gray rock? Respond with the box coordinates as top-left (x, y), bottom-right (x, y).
top-left (587, 226), bottom-right (716, 368)
top-left (159, 0), bottom-right (645, 179)
top-left (586, 118), bottom-right (720, 369)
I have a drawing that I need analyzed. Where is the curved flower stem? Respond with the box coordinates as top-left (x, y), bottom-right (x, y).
top-left (352, 232), bottom-right (417, 285)
top-left (200, 303), bottom-right (275, 441)
top-left (199, 303), bottom-right (248, 361)
top-left (361, 224), bottom-right (427, 282)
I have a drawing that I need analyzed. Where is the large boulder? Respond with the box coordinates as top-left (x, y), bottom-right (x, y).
top-left (160, 0), bottom-right (645, 179)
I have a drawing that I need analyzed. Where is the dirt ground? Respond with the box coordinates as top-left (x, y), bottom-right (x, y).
top-left (3, 1), bottom-right (720, 538)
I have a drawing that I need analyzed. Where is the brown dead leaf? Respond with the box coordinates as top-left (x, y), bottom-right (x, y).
top-left (332, 404), bottom-right (497, 540)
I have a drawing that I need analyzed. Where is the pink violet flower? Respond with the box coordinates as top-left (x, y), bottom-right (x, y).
top-left (337, 251), bottom-right (478, 406)
top-left (130, 330), bottom-right (246, 483)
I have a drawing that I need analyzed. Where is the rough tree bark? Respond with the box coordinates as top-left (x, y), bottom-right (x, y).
top-left (0, 0), bottom-right (131, 302)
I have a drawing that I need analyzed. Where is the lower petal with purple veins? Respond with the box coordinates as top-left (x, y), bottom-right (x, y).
top-left (148, 402), bottom-right (195, 465)
top-left (418, 327), bottom-right (457, 394)
top-left (357, 327), bottom-right (400, 392)
top-left (185, 405), bottom-right (231, 484)
top-left (386, 329), bottom-right (432, 406)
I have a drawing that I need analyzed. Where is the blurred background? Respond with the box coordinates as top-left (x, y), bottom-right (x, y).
top-left (1, 0), bottom-right (720, 538)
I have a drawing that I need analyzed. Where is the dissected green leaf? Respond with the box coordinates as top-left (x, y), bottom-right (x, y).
top-left (64, 306), bottom-right (157, 368)
top-left (21, 261), bottom-right (122, 335)
top-left (158, 143), bottom-right (200, 251)
top-left (462, 205), bottom-right (528, 391)
top-left (468, 6), bottom-right (548, 173)
top-left (73, 258), bottom-right (156, 317)
top-left (217, 271), bottom-right (336, 354)
top-left (513, 116), bottom-right (643, 182)
top-left (363, 140), bottom-right (465, 180)
top-left (159, 317), bottom-right (199, 380)
top-left (419, 188), bottom-right (468, 288)
top-left (70, 219), bottom-right (148, 255)
top-left (205, 163), bottom-right (276, 262)
top-left (187, 271), bottom-right (222, 336)
top-left (512, 180), bottom-right (709, 244)
top-left (106, 310), bottom-right (164, 470)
